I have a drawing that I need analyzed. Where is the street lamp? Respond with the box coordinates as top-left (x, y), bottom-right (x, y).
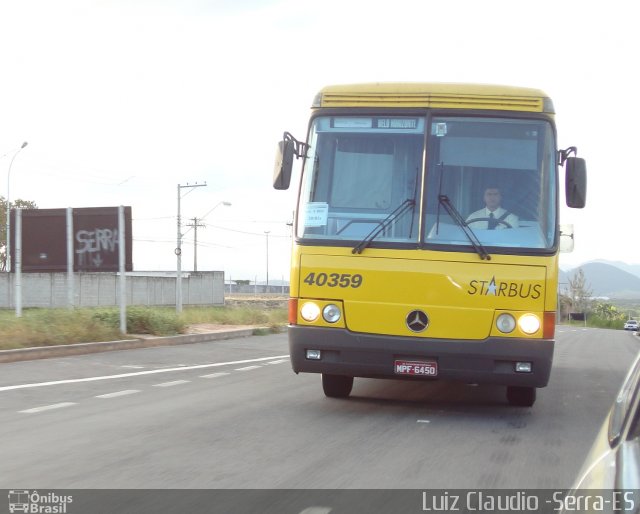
top-left (176, 182), bottom-right (206, 313)
top-left (5, 142), bottom-right (28, 273)
top-left (198, 200), bottom-right (231, 221)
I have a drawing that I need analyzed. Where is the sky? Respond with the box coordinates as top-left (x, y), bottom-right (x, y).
top-left (0, 0), bottom-right (637, 282)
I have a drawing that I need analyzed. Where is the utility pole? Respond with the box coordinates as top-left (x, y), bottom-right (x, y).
top-left (186, 217), bottom-right (206, 272)
top-left (176, 182), bottom-right (206, 313)
top-left (264, 230), bottom-right (270, 290)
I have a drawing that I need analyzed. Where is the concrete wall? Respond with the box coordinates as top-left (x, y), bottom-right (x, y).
top-left (0, 271), bottom-right (224, 309)
top-left (225, 284), bottom-right (290, 295)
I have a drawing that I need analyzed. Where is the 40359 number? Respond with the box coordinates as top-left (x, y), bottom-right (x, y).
top-left (303, 272), bottom-right (363, 288)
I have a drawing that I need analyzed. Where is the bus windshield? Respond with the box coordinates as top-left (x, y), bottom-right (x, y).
top-left (297, 114), bottom-right (557, 252)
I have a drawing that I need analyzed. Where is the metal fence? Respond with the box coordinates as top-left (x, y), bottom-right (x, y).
top-left (0, 271), bottom-right (224, 309)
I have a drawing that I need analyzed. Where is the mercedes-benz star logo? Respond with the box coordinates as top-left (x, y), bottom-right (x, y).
top-left (406, 310), bottom-right (429, 332)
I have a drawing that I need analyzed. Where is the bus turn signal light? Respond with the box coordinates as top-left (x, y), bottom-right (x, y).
top-left (543, 312), bottom-right (556, 339)
top-left (288, 298), bottom-right (298, 324)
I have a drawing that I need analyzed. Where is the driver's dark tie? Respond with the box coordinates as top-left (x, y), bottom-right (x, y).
top-left (488, 212), bottom-right (498, 230)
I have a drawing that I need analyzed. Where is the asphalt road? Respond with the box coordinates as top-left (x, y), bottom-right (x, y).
top-left (0, 327), bottom-right (637, 496)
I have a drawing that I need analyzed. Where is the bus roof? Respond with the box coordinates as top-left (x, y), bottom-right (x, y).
top-left (313, 82), bottom-right (554, 113)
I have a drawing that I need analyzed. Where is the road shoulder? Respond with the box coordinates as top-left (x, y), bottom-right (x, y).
top-left (0, 324), bottom-right (259, 363)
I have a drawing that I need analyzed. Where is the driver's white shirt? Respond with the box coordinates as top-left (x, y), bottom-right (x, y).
top-left (465, 207), bottom-right (519, 229)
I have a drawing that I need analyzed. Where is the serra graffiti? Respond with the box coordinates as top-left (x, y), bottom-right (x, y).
top-left (75, 228), bottom-right (119, 269)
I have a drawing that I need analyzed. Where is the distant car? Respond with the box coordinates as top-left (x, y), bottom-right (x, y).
top-left (624, 320), bottom-right (639, 331)
top-left (565, 352), bottom-right (640, 496)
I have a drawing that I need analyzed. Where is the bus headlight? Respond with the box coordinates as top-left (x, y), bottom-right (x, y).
top-left (519, 314), bottom-right (541, 335)
top-left (496, 313), bottom-right (516, 334)
top-left (322, 304), bottom-right (341, 323)
top-left (300, 302), bottom-right (320, 322)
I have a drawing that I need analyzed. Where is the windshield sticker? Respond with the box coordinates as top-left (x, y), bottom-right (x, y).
top-left (432, 122), bottom-right (447, 137)
top-left (304, 202), bottom-right (329, 227)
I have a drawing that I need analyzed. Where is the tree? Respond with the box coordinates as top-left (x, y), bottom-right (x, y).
top-left (568, 268), bottom-right (593, 315)
top-left (592, 301), bottom-right (622, 321)
top-left (0, 195), bottom-right (38, 271)
top-left (558, 292), bottom-right (573, 322)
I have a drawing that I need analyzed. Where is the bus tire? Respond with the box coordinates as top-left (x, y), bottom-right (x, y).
top-left (322, 374), bottom-right (354, 398)
top-left (506, 386), bottom-right (536, 407)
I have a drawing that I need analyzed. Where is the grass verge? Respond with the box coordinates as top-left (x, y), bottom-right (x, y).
top-left (0, 302), bottom-right (288, 350)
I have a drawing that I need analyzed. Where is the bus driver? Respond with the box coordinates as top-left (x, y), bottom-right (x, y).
top-left (466, 186), bottom-right (519, 229)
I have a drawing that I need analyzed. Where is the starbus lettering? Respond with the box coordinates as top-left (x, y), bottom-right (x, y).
top-left (468, 276), bottom-right (542, 299)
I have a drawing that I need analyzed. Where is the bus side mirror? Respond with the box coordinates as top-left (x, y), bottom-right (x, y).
top-left (565, 157), bottom-right (587, 208)
top-left (273, 139), bottom-right (294, 190)
top-left (559, 224), bottom-right (575, 253)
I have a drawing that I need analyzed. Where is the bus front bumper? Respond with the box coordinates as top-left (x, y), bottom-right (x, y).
top-left (289, 325), bottom-right (553, 388)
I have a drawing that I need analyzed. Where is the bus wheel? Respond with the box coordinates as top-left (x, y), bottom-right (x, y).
top-left (506, 386), bottom-right (536, 407)
top-left (322, 374), bottom-right (354, 398)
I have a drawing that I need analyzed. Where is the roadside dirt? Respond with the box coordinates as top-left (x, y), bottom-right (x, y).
top-left (224, 296), bottom-right (288, 309)
top-left (183, 296), bottom-right (288, 334)
top-left (184, 323), bottom-right (257, 334)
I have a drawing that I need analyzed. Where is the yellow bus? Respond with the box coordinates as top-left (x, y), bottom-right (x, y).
top-left (273, 83), bottom-right (586, 407)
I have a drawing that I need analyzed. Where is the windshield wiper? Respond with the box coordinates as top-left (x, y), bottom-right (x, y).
top-left (352, 199), bottom-right (416, 255)
top-left (437, 194), bottom-right (491, 261)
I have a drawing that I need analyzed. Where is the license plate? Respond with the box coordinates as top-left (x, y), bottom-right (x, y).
top-left (394, 360), bottom-right (438, 376)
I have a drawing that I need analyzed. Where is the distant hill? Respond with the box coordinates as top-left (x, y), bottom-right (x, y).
top-left (590, 260), bottom-right (640, 279)
top-left (559, 268), bottom-right (569, 285)
top-left (564, 262), bottom-right (640, 299)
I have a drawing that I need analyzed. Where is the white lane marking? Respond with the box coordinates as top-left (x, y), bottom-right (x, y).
top-left (300, 508), bottom-right (332, 514)
top-left (121, 365), bottom-right (145, 369)
top-left (153, 380), bottom-right (190, 388)
top-left (200, 372), bottom-right (230, 379)
top-left (0, 355), bottom-right (289, 393)
top-left (20, 402), bottom-right (76, 414)
top-left (417, 420), bottom-right (431, 424)
top-left (96, 390), bottom-right (141, 399)
top-left (266, 359), bottom-right (288, 365)
top-left (234, 365), bottom-right (261, 372)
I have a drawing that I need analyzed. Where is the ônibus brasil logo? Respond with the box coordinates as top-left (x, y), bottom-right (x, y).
top-left (8, 490), bottom-right (73, 513)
